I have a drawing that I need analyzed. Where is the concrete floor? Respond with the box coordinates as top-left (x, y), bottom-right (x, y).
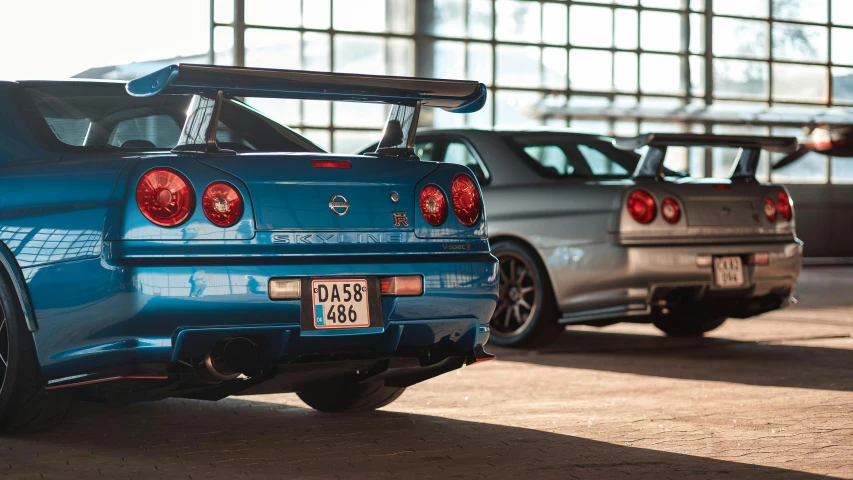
top-left (2, 267), bottom-right (852, 479)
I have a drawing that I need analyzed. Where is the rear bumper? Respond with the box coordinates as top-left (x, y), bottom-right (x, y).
top-left (27, 254), bottom-right (498, 381)
top-left (551, 240), bottom-right (802, 323)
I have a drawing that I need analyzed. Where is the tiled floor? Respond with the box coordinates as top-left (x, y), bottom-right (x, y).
top-left (2, 267), bottom-right (851, 479)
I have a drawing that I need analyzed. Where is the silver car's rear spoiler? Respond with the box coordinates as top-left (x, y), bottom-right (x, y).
top-left (614, 133), bottom-right (798, 181)
top-left (126, 64), bottom-right (487, 157)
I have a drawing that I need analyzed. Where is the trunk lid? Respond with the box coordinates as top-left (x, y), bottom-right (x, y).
top-left (617, 178), bottom-right (795, 244)
top-left (198, 153), bottom-right (437, 231)
top-left (672, 179), bottom-right (766, 228)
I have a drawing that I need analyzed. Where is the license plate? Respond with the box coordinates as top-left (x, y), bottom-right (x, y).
top-left (311, 279), bottom-right (370, 329)
top-left (713, 256), bottom-right (744, 288)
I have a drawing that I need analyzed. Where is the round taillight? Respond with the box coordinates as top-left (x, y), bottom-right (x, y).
top-left (661, 197), bottom-right (681, 224)
top-left (136, 168), bottom-right (193, 227)
top-left (627, 190), bottom-right (656, 224)
top-left (202, 182), bottom-right (243, 227)
top-left (777, 190), bottom-right (792, 221)
top-left (420, 184), bottom-right (448, 226)
top-left (764, 196), bottom-right (777, 223)
top-left (451, 174), bottom-right (481, 226)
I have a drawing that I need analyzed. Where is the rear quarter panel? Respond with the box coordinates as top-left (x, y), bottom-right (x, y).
top-left (457, 130), bottom-right (632, 311)
top-left (484, 180), bottom-right (628, 312)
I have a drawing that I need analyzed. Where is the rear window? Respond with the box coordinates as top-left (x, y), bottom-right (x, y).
top-left (507, 135), bottom-right (638, 178)
top-left (20, 84), bottom-right (324, 154)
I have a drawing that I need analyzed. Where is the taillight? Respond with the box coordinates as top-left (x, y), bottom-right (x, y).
top-left (202, 182), bottom-right (243, 227)
top-left (660, 197), bottom-right (681, 224)
top-left (777, 190), bottom-right (792, 221)
top-left (627, 190), bottom-right (656, 224)
top-left (764, 197), bottom-right (777, 222)
top-left (451, 174), bottom-right (481, 226)
top-left (420, 184), bottom-right (448, 226)
top-left (136, 168), bottom-right (193, 227)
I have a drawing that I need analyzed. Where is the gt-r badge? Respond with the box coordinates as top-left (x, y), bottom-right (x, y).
top-left (393, 211), bottom-right (409, 227)
top-left (329, 194), bottom-right (349, 216)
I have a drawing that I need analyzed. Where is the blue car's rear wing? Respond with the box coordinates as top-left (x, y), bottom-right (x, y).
top-left (126, 64), bottom-right (487, 156)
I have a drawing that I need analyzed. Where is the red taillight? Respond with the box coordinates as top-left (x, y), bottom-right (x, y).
top-left (312, 160), bottom-right (351, 169)
top-left (764, 196), bottom-right (777, 222)
top-left (661, 197), bottom-right (681, 224)
top-left (627, 190), bottom-right (656, 224)
top-left (420, 184), bottom-right (448, 226)
top-left (136, 168), bottom-right (193, 227)
top-left (379, 276), bottom-right (423, 296)
top-left (202, 182), bottom-right (243, 227)
top-left (451, 174), bottom-right (481, 226)
top-left (777, 190), bottom-right (792, 221)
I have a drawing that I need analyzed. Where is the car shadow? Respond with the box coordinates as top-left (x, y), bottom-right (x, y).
top-left (492, 328), bottom-right (853, 392)
top-left (1, 398), bottom-right (822, 479)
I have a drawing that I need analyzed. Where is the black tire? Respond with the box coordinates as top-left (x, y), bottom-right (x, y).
top-left (653, 315), bottom-right (728, 337)
top-left (488, 241), bottom-right (562, 348)
top-left (0, 276), bottom-right (71, 434)
top-left (297, 381), bottom-right (405, 413)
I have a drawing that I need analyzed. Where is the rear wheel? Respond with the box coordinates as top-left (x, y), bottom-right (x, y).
top-left (653, 315), bottom-right (727, 337)
top-left (0, 277), bottom-right (71, 433)
top-left (297, 382), bottom-right (405, 413)
top-left (488, 241), bottom-right (562, 348)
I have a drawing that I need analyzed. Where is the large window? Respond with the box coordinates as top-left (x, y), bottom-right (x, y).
top-left (212, 0), bottom-right (415, 152)
top-left (211, 0), bottom-right (853, 183)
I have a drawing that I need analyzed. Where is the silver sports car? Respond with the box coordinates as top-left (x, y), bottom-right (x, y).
top-left (362, 130), bottom-right (803, 347)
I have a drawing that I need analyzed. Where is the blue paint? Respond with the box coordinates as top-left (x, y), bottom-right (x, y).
top-left (0, 79), bottom-right (498, 387)
top-left (315, 304), bottom-right (324, 326)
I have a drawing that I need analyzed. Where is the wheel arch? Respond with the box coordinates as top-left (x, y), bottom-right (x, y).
top-left (489, 233), bottom-right (559, 303)
top-left (0, 241), bottom-right (37, 332)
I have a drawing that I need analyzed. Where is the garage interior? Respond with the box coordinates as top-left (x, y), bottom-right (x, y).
top-left (1, 1), bottom-right (852, 478)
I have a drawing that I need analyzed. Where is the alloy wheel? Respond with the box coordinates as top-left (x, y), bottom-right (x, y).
top-left (491, 251), bottom-right (538, 337)
top-left (0, 312), bottom-right (7, 393)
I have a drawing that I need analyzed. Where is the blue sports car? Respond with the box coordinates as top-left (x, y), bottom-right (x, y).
top-left (0, 64), bottom-right (497, 431)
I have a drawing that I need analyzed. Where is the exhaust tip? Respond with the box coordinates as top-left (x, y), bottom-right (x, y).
top-left (199, 337), bottom-right (261, 382)
top-left (223, 337), bottom-right (261, 373)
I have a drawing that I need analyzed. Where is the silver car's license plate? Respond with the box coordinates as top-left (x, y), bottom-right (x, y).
top-left (311, 279), bottom-right (370, 329)
top-left (713, 256), bottom-right (744, 288)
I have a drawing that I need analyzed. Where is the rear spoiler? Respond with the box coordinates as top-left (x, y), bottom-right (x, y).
top-left (126, 64), bottom-right (487, 156)
top-left (613, 133), bottom-right (798, 181)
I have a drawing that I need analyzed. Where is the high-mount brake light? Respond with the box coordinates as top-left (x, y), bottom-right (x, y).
top-left (777, 190), bottom-right (792, 221)
top-left (764, 196), bottom-right (777, 223)
top-left (136, 168), bottom-right (193, 227)
top-left (312, 160), bottom-right (351, 169)
top-left (661, 197), bottom-right (681, 224)
top-left (627, 190), bottom-right (656, 224)
top-left (451, 174), bottom-right (481, 226)
top-left (420, 184), bottom-right (448, 226)
top-left (202, 182), bottom-right (243, 227)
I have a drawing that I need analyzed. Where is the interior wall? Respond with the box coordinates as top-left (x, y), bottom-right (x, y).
top-left (785, 184), bottom-right (853, 258)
